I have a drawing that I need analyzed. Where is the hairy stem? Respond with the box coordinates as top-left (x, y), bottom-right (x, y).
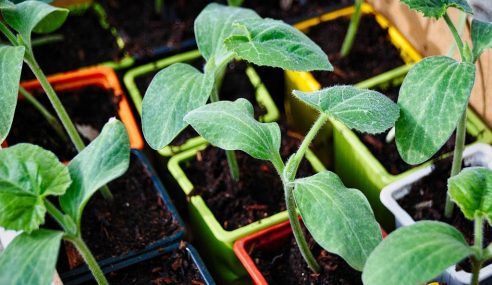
top-left (340, 0), bottom-right (362, 58)
top-left (45, 200), bottom-right (68, 232)
top-left (443, 13), bottom-right (467, 62)
top-left (68, 236), bottom-right (108, 285)
top-left (471, 256), bottom-right (482, 285)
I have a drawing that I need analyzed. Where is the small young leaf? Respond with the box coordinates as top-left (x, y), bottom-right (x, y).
top-left (294, 171), bottom-right (382, 271)
top-left (395, 56), bottom-right (475, 165)
top-left (0, 45), bottom-right (25, 143)
top-left (362, 221), bottom-right (472, 285)
top-left (60, 119), bottom-right (130, 227)
top-left (0, 144), bottom-right (71, 232)
top-left (142, 63), bottom-right (214, 150)
top-left (224, 18), bottom-right (332, 71)
top-left (292, 86), bottom-right (399, 134)
top-left (0, 229), bottom-right (63, 285)
top-left (471, 18), bottom-right (492, 61)
top-left (449, 167), bottom-right (492, 223)
top-left (184, 99), bottom-right (281, 162)
top-left (400, 0), bottom-right (473, 19)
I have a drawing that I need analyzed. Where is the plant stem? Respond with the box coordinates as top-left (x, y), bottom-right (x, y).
top-left (444, 13), bottom-right (466, 62)
top-left (0, 21), bottom-right (18, 46)
top-left (31, 34), bottom-right (64, 47)
top-left (45, 200), bottom-right (68, 232)
top-left (475, 216), bottom-right (484, 250)
top-left (471, 257), bottom-right (482, 285)
top-left (340, 0), bottom-right (362, 58)
top-left (154, 0), bottom-right (163, 14)
top-left (68, 236), bottom-right (109, 285)
top-left (470, 216), bottom-right (484, 285)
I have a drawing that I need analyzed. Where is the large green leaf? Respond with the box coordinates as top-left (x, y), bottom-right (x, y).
top-left (363, 221), bottom-right (472, 285)
top-left (0, 45), bottom-right (25, 143)
top-left (0, 144), bottom-right (71, 232)
top-left (395, 56), bottom-right (475, 165)
top-left (0, 0), bottom-right (14, 9)
top-left (0, 229), bottom-right (63, 285)
top-left (142, 63), bottom-right (214, 150)
top-left (400, 0), bottom-right (472, 19)
top-left (224, 18), bottom-right (332, 71)
top-left (471, 18), bottom-right (492, 61)
top-left (195, 3), bottom-right (260, 62)
top-left (60, 119), bottom-right (129, 227)
top-left (2, 0), bottom-right (69, 45)
top-left (449, 167), bottom-right (492, 223)
top-left (294, 171), bottom-right (382, 271)
top-left (184, 99), bottom-right (281, 162)
top-left (293, 86), bottom-right (399, 134)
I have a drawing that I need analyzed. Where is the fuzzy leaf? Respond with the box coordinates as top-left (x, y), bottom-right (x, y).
top-left (0, 144), bottom-right (71, 232)
top-left (293, 86), bottom-right (399, 134)
top-left (449, 167), bottom-right (492, 223)
top-left (142, 63), bottom-right (214, 150)
top-left (60, 119), bottom-right (129, 227)
top-left (0, 45), bottom-right (24, 143)
top-left (395, 56), bottom-right (475, 165)
top-left (0, 229), bottom-right (63, 285)
top-left (400, 0), bottom-right (473, 19)
top-left (363, 221), bottom-right (472, 285)
top-left (184, 99), bottom-right (281, 162)
top-left (294, 171), bottom-right (382, 271)
top-left (471, 18), bottom-right (492, 61)
top-left (224, 18), bottom-right (332, 71)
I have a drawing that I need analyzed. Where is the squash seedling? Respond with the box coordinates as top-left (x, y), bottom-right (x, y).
top-left (0, 119), bottom-right (129, 285)
top-left (394, 0), bottom-right (492, 218)
top-left (142, 3), bottom-right (331, 181)
top-left (364, 167), bottom-right (492, 285)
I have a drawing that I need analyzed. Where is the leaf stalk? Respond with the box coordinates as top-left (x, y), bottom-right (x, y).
top-left (340, 0), bottom-right (362, 58)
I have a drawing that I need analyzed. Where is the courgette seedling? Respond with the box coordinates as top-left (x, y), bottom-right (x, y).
top-left (394, 0), bottom-right (492, 218)
top-left (0, 119), bottom-right (129, 285)
top-left (142, 3), bottom-right (331, 181)
top-left (364, 167), bottom-right (492, 285)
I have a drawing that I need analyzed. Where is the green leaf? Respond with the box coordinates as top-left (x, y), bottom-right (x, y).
top-left (0, 229), bottom-right (63, 285)
top-left (471, 18), bottom-right (492, 61)
top-left (2, 0), bottom-right (69, 45)
top-left (184, 99), bottom-right (281, 162)
top-left (195, 3), bottom-right (260, 61)
top-left (400, 0), bottom-right (473, 19)
top-left (224, 18), bottom-right (332, 71)
top-left (227, 0), bottom-right (244, 6)
top-left (0, 144), bottom-right (71, 232)
top-left (0, 45), bottom-right (25, 143)
top-left (60, 119), bottom-right (129, 227)
top-left (449, 167), bottom-right (492, 223)
top-left (294, 171), bottom-right (382, 271)
top-left (142, 63), bottom-right (214, 150)
top-left (362, 221), bottom-right (472, 285)
top-left (395, 56), bottom-right (475, 165)
top-left (0, 0), bottom-right (14, 9)
top-left (292, 86), bottom-right (399, 134)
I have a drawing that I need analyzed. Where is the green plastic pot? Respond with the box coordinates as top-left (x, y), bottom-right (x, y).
top-left (123, 49), bottom-right (280, 157)
top-left (167, 143), bottom-right (325, 284)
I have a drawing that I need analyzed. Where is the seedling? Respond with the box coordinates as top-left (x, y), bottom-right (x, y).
top-left (340, 0), bottom-right (362, 57)
top-left (394, 0), bottom-right (492, 218)
top-left (0, 119), bottom-right (130, 285)
top-left (364, 167), bottom-right (492, 285)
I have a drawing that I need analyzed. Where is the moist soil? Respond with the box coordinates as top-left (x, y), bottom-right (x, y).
top-left (398, 157), bottom-right (492, 272)
top-left (355, 85), bottom-right (474, 175)
top-left (22, 8), bottom-right (121, 80)
top-left (310, 15), bottom-right (405, 86)
top-left (8, 86), bottom-right (120, 161)
top-left (252, 226), bottom-right (362, 284)
top-left (186, 124), bottom-right (315, 231)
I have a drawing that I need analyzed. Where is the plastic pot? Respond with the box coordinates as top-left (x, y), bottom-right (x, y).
top-left (380, 143), bottom-right (492, 285)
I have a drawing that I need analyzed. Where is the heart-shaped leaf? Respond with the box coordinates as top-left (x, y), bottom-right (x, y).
top-left (0, 143), bottom-right (71, 232)
top-left (395, 56), bottom-right (475, 165)
top-left (471, 18), bottom-right (492, 61)
top-left (400, 0), bottom-right (472, 19)
top-left (294, 171), bottom-right (382, 271)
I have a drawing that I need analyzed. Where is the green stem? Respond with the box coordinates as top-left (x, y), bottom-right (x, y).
top-left (471, 256), bottom-right (482, 285)
top-left (475, 216), bottom-right (484, 250)
top-left (67, 236), bottom-right (109, 285)
top-left (0, 21), bottom-right (18, 46)
top-left (31, 34), bottom-right (64, 47)
top-left (446, 11), bottom-right (467, 57)
top-left (45, 200), bottom-right (68, 232)
top-left (154, 0), bottom-right (163, 14)
top-left (225, 149), bottom-right (240, 180)
top-left (340, 0), bottom-right (362, 58)
top-left (443, 13), bottom-right (466, 62)
top-left (470, 216), bottom-right (484, 285)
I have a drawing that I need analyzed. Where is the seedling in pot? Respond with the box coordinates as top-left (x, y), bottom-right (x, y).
top-left (394, 0), bottom-right (492, 218)
top-left (0, 119), bottom-right (130, 285)
top-left (364, 167), bottom-right (492, 285)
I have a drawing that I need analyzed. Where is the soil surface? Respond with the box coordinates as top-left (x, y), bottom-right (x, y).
top-left (310, 15), bottom-right (405, 86)
top-left (8, 86), bottom-right (120, 161)
top-left (186, 124), bottom-right (315, 231)
top-left (398, 157), bottom-right (492, 272)
top-left (253, 226), bottom-right (362, 284)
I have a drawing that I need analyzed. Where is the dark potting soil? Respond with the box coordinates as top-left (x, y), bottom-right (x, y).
top-left (310, 15), bottom-right (405, 86)
top-left (8, 86), bottom-right (120, 161)
top-left (252, 226), bottom-right (362, 284)
top-left (186, 125), bottom-right (315, 231)
top-left (398, 157), bottom-right (492, 272)
top-left (22, 9), bottom-right (121, 80)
